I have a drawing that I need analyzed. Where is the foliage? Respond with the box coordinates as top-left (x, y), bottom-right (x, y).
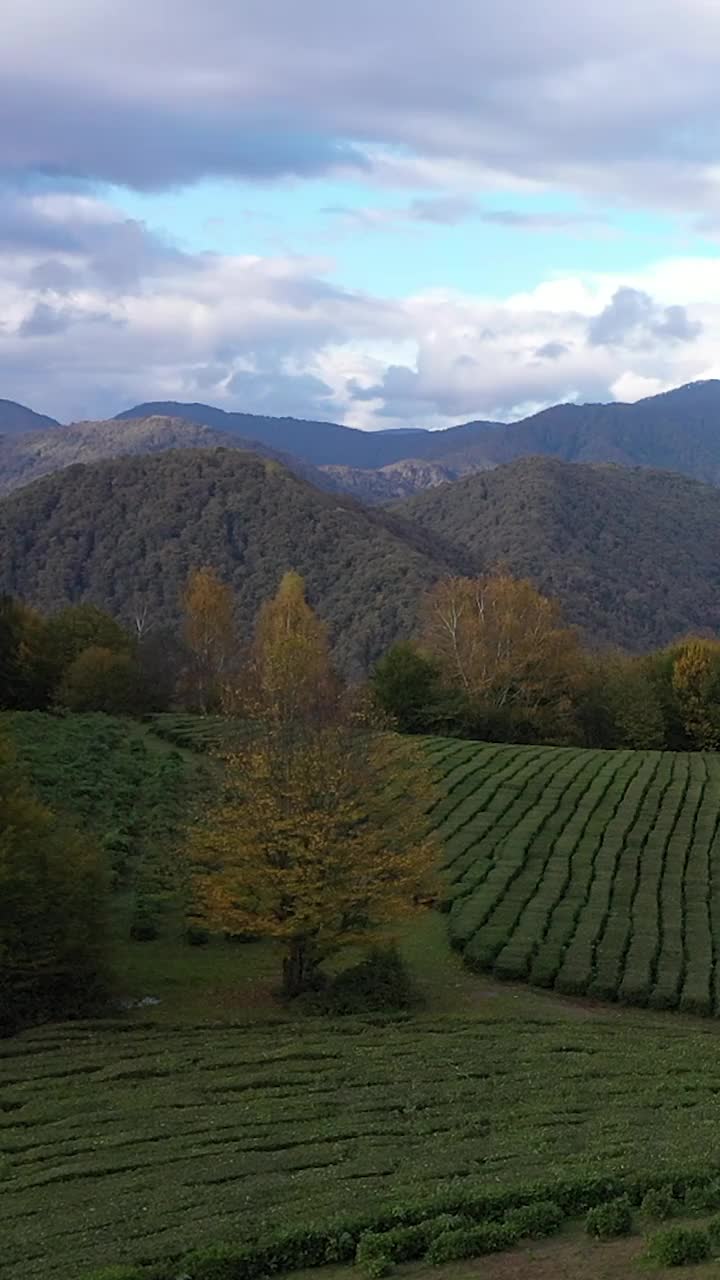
top-left (182, 566), bottom-right (238, 712)
top-left (45, 603), bottom-right (132, 673)
top-left (0, 735), bottom-right (109, 1033)
top-left (243, 569), bottom-right (338, 724)
top-left (585, 1197), bottom-right (632, 1238)
top-left (503, 1200), bottom-right (563, 1237)
top-left (640, 1186), bottom-right (679, 1219)
top-left (671, 637), bottom-right (720, 750)
top-left (645, 1225), bottom-right (711, 1266)
top-left (683, 1179), bottom-right (720, 1213)
top-left (371, 643), bottom-right (447, 733)
top-left (300, 946), bottom-right (423, 1015)
top-left (425, 1221), bottom-right (519, 1263)
top-left (190, 727), bottom-right (437, 996)
top-left (57, 645), bottom-right (142, 714)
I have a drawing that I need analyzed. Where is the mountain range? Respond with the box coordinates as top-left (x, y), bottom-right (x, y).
top-left (3, 379), bottom-right (720, 668)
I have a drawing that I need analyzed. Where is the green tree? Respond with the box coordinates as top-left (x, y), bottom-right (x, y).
top-left (672, 638), bottom-right (720, 750)
top-left (0, 737), bottom-right (109, 1033)
top-left (0, 596), bottom-right (54, 710)
top-left (56, 645), bottom-right (140, 714)
top-left (45, 603), bottom-right (132, 697)
top-left (371, 643), bottom-right (446, 733)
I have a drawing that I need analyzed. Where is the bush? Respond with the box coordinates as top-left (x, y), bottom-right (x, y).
top-left (684, 1179), bottom-right (720, 1213)
top-left (504, 1201), bottom-right (563, 1238)
top-left (585, 1197), bottom-right (633, 1239)
top-left (645, 1226), bottom-right (711, 1266)
top-left (302, 946), bottom-right (423, 1015)
top-left (641, 1186), bottom-right (679, 1220)
top-left (355, 1233), bottom-right (393, 1278)
top-left (425, 1222), bottom-right (518, 1264)
top-left (80, 1268), bottom-right (146, 1280)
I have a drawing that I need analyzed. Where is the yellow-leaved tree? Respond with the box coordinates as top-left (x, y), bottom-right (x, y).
top-left (182, 566), bottom-right (237, 712)
top-left (420, 573), bottom-right (581, 736)
top-left (672, 637), bottom-right (720, 750)
top-left (188, 571), bottom-right (437, 997)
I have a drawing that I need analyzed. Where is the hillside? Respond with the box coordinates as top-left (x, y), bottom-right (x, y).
top-left (0, 414), bottom-right (341, 497)
top-left (115, 381), bottom-right (720, 487)
top-left (395, 456), bottom-right (720, 650)
top-left (0, 398), bottom-right (60, 436)
top-left (0, 448), bottom-right (463, 676)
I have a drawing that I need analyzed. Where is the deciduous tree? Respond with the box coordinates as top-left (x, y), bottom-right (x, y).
top-left (189, 572), bottom-right (437, 997)
top-left (420, 574), bottom-right (581, 734)
top-left (182, 567), bottom-right (237, 712)
top-left (189, 727), bottom-right (437, 997)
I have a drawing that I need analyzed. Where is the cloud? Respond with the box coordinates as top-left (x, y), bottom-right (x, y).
top-left (587, 286), bottom-right (703, 347)
top-left (0, 186), bottom-right (716, 428)
top-left (3, 0), bottom-right (720, 214)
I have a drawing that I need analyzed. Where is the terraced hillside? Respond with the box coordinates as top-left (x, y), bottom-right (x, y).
top-left (430, 739), bottom-right (720, 1013)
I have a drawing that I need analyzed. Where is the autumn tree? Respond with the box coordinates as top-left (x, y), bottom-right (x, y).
top-left (188, 572), bottom-right (437, 997)
top-left (672, 637), bottom-right (720, 751)
top-left (245, 569), bottom-right (338, 726)
top-left (420, 574), bottom-right (582, 738)
top-left (182, 567), bottom-right (237, 712)
top-left (0, 738), bottom-right (109, 1033)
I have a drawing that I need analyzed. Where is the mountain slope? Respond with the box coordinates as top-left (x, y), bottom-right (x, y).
top-left (115, 400), bottom-right (502, 468)
top-left (0, 416), bottom-right (340, 497)
top-left (319, 458), bottom-right (466, 503)
top-left (0, 399), bottom-right (60, 436)
top-left (396, 456), bottom-right (720, 650)
top-left (0, 449), bottom-right (464, 676)
top-left (115, 381), bottom-right (720, 486)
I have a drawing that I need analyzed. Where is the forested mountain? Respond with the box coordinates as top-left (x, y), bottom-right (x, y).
top-left (0, 399), bottom-right (60, 436)
top-left (0, 416), bottom-right (339, 497)
top-left (395, 456), bottom-right (720, 651)
top-left (0, 449), bottom-right (465, 676)
top-left (115, 381), bottom-right (720, 487)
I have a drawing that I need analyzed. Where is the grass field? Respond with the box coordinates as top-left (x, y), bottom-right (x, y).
top-left (428, 737), bottom-right (720, 1014)
top-left (8, 716), bottom-right (720, 1278)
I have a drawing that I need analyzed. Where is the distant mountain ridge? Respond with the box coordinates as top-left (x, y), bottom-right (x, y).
top-left (113, 380), bottom-right (720, 490)
top-left (5, 378), bottom-right (720, 502)
top-left (0, 399), bottom-right (60, 436)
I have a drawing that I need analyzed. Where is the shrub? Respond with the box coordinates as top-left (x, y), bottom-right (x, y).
top-left (641, 1186), bottom-right (679, 1220)
top-left (356, 1233), bottom-right (393, 1278)
top-left (302, 946), bottom-right (423, 1015)
top-left (684, 1179), bottom-right (720, 1213)
top-left (645, 1226), bottom-right (711, 1266)
top-left (425, 1221), bottom-right (518, 1264)
top-left (504, 1200), bottom-right (563, 1238)
top-left (585, 1197), bottom-right (633, 1239)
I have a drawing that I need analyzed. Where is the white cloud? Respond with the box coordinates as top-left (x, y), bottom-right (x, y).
top-left (0, 188), bottom-right (717, 427)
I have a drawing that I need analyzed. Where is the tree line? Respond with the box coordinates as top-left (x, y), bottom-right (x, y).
top-left (372, 573), bottom-right (720, 753)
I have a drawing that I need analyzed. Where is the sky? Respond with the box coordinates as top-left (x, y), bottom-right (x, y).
top-left (4, 1), bottom-right (720, 427)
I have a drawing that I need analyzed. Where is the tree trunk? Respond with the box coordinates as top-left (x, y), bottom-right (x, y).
top-left (282, 937), bottom-right (310, 999)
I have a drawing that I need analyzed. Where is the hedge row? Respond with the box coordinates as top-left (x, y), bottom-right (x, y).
top-left (81, 1164), bottom-right (720, 1280)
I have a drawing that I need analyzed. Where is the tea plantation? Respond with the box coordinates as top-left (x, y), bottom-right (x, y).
top-left (8, 716), bottom-right (720, 1279)
top-left (430, 738), bottom-right (720, 1013)
top-left (7, 1010), bottom-right (720, 1279)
